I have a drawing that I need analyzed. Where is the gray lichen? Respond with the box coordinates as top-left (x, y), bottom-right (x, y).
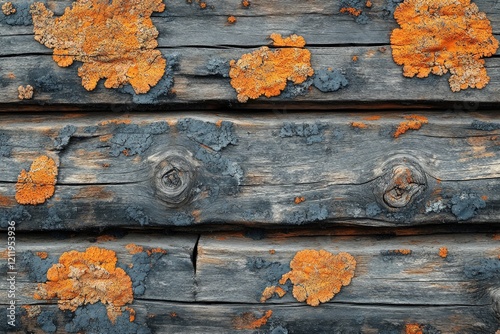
top-left (107, 122), bottom-right (169, 157)
top-left (177, 118), bottom-right (238, 151)
top-left (279, 122), bottom-right (324, 145)
top-left (313, 68), bottom-right (348, 92)
top-left (450, 192), bottom-right (486, 221)
top-left (206, 57), bottom-right (230, 77)
top-left (54, 125), bottom-right (77, 150)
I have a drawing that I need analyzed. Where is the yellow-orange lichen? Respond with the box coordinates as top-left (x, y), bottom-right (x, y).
top-left (199, 1), bottom-right (207, 8)
top-left (363, 115), bottom-right (381, 121)
top-left (99, 119), bottom-right (132, 126)
top-left (18, 85), bottom-right (33, 100)
top-left (242, 0), bottom-right (250, 7)
top-left (36, 252), bottom-right (48, 259)
top-left (279, 249), bottom-right (356, 306)
top-left (2, 2), bottom-right (16, 15)
top-left (406, 324), bottom-right (423, 334)
top-left (390, 0), bottom-right (499, 92)
top-left (365, 0), bottom-right (372, 8)
top-left (294, 196), bottom-right (305, 204)
top-left (232, 310), bottom-right (273, 329)
top-left (22, 305), bottom-right (42, 318)
top-left (125, 243), bottom-right (144, 255)
top-left (269, 249), bottom-right (276, 255)
top-left (15, 155), bottom-right (58, 205)
top-left (34, 246), bottom-right (134, 323)
top-left (227, 15), bottom-right (237, 24)
top-left (146, 247), bottom-right (167, 256)
top-left (0, 195), bottom-right (15, 207)
top-left (385, 249), bottom-right (412, 255)
top-left (352, 55), bottom-right (358, 62)
top-left (439, 247), bottom-right (448, 258)
top-left (351, 122), bottom-right (367, 129)
top-left (30, 0), bottom-right (166, 94)
top-left (96, 235), bottom-right (117, 243)
top-left (340, 7), bottom-right (362, 16)
top-left (394, 115), bottom-right (428, 138)
top-left (260, 285), bottom-right (286, 302)
top-left (229, 33), bottom-right (314, 103)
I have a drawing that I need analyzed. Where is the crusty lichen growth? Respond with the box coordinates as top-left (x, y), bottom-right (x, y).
top-left (30, 0), bottom-right (166, 94)
top-left (391, 0), bottom-right (499, 92)
top-left (18, 85), bottom-right (33, 100)
top-left (34, 246), bottom-right (134, 323)
top-left (15, 155), bottom-right (57, 205)
top-left (229, 33), bottom-right (314, 102)
top-left (394, 115), bottom-right (428, 138)
top-left (2, 2), bottom-right (16, 15)
top-left (260, 285), bottom-right (286, 302)
top-left (279, 249), bottom-right (356, 306)
top-left (232, 310), bottom-right (273, 329)
top-left (439, 247), bottom-right (448, 258)
top-left (406, 324), bottom-right (423, 334)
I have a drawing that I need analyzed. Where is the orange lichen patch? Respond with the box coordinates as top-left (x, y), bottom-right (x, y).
top-left (269, 249), bottom-right (276, 255)
top-left (394, 115), bottom-right (428, 138)
top-left (18, 85), bottom-right (34, 100)
top-left (390, 249), bottom-right (412, 255)
top-left (15, 155), bottom-right (58, 205)
top-left (279, 249), bottom-right (356, 306)
top-left (227, 16), bottom-right (236, 24)
top-left (0, 195), bottom-right (16, 207)
top-left (439, 247), bottom-right (448, 258)
top-left (147, 247), bottom-right (167, 256)
top-left (390, 0), bottom-right (499, 92)
top-left (36, 252), bottom-right (48, 259)
top-left (351, 122), bottom-right (367, 129)
top-left (2, 2), bottom-right (16, 15)
top-left (242, 0), bottom-right (250, 7)
top-left (229, 33), bottom-right (314, 103)
top-left (493, 234), bottom-right (500, 241)
top-left (125, 306), bottom-right (136, 322)
top-left (481, 195), bottom-right (488, 201)
top-left (34, 246), bottom-right (134, 323)
top-left (232, 310), bottom-right (273, 330)
top-left (340, 7), bottom-right (362, 16)
top-left (260, 285), bottom-right (286, 302)
top-left (125, 243), bottom-right (144, 255)
top-left (0, 249), bottom-right (8, 259)
top-left (294, 196), bottom-right (305, 204)
top-left (96, 235), bottom-right (117, 243)
top-left (99, 119), bottom-right (132, 126)
top-left (199, 1), bottom-right (207, 8)
top-left (30, 0), bottom-right (166, 94)
top-left (170, 312), bottom-right (177, 318)
top-left (7, 72), bottom-right (16, 79)
top-left (363, 115), bottom-right (381, 121)
top-left (352, 55), bottom-right (358, 62)
top-left (365, 0), bottom-right (372, 8)
top-left (406, 324), bottom-right (423, 334)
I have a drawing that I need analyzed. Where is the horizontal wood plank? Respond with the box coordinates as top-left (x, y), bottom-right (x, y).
top-left (0, 0), bottom-right (500, 107)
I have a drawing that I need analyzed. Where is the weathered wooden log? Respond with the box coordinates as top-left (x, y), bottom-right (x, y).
top-left (1, 0), bottom-right (500, 108)
top-left (0, 112), bottom-right (498, 230)
top-left (0, 232), bottom-right (499, 333)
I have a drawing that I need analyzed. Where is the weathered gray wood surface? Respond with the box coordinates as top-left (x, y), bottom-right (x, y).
top-left (0, 233), bottom-right (499, 333)
top-left (1, 0), bottom-right (500, 107)
top-left (0, 112), bottom-right (498, 229)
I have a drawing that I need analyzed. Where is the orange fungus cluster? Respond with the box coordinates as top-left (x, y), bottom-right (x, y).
top-left (279, 249), bottom-right (356, 306)
top-left (30, 0), bottom-right (166, 94)
top-left (15, 155), bottom-right (58, 205)
top-left (34, 246), bottom-right (134, 323)
top-left (229, 34), bottom-right (314, 102)
top-left (232, 310), bottom-right (273, 329)
top-left (390, 0), bottom-right (499, 92)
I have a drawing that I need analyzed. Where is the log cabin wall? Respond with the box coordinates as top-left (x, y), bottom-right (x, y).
top-left (0, 0), bottom-right (499, 333)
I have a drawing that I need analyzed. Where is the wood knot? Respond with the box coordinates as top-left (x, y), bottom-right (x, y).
top-left (152, 149), bottom-right (196, 207)
top-left (376, 158), bottom-right (427, 210)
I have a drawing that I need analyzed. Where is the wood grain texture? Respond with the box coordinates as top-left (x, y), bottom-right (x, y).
top-left (0, 0), bottom-right (500, 108)
top-left (1, 232), bottom-right (499, 333)
top-left (0, 111), bottom-right (498, 230)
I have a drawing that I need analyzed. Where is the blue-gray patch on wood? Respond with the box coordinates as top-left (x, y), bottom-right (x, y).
top-left (108, 122), bottom-right (169, 157)
top-left (464, 258), bottom-right (500, 280)
top-left (313, 68), bottom-right (349, 92)
top-left (119, 251), bottom-right (166, 296)
top-left (37, 310), bottom-right (57, 333)
top-left (0, 306), bottom-right (21, 331)
top-left (84, 126), bottom-right (98, 134)
top-left (65, 303), bottom-right (151, 334)
top-left (126, 207), bottom-right (150, 226)
top-left (169, 212), bottom-right (194, 226)
top-left (282, 78), bottom-right (313, 98)
top-left (285, 203), bottom-right (328, 224)
top-left (471, 120), bottom-right (500, 131)
top-left (0, 132), bottom-right (11, 157)
top-left (244, 228), bottom-right (266, 240)
top-left (21, 251), bottom-right (58, 282)
top-left (177, 118), bottom-right (238, 151)
top-left (382, 0), bottom-right (403, 19)
top-left (270, 326), bottom-right (289, 334)
top-left (42, 207), bottom-right (63, 230)
top-left (450, 192), bottom-right (486, 221)
top-left (194, 147), bottom-right (243, 185)
top-left (206, 57), bottom-right (230, 77)
top-left (119, 54), bottom-right (179, 104)
top-left (54, 125), bottom-right (77, 150)
top-left (0, 206), bottom-right (31, 228)
top-left (422, 324), bottom-right (442, 334)
top-left (279, 122), bottom-right (324, 145)
top-left (0, 2), bottom-right (33, 25)
top-left (376, 322), bottom-right (403, 334)
top-left (365, 202), bottom-right (382, 217)
top-left (34, 73), bottom-right (63, 92)
top-left (247, 257), bottom-right (290, 286)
